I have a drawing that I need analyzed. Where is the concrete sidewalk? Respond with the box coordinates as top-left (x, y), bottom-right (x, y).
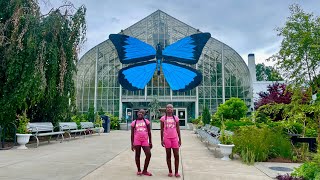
top-left (83, 131), bottom-right (271, 180)
top-left (0, 130), bottom-right (297, 180)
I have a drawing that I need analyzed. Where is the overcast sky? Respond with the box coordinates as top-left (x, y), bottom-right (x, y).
top-left (41, 0), bottom-right (320, 66)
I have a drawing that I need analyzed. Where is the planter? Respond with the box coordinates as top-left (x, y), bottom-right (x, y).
top-left (95, 127), bottom-right (104, 133)
top-left (16, 134), bottom-right (32, 150)
top-left (193, 124), bottom-right (198, 134)
top-left (218, 144), bottom-right (235, 161)
top-left (119, 123), bottom-right (128, 130)
top-left (187, 123), bottom-right (193, 130)
top-left (151, 122), bottom-right (161, 130)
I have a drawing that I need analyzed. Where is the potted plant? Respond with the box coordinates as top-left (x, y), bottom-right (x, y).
top-left (151, 119), bottom-right (161, 130)
top-left (218, 123), bottom-right (234, 161)
top-left (187, 118), bottom-right (194, 130)
top-left (191, 116), bottom-right (202, 134)
top-left (16, 111), bottom-right (32, 150)
top-left (94, 113), bottom-right (104, 133)
top-left (119, 118), bottom-right (127, 130)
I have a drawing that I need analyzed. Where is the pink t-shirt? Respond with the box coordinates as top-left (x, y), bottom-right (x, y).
top-left (131, 119), bottom-right (150, 141)
top-left (160, 115), bottom-right (179, 139)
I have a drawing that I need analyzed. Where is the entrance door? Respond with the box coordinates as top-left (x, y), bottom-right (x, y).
top-left (126, 108), bottom-right (133, 123)
top-left (176, 108), bottom-right (187, 129)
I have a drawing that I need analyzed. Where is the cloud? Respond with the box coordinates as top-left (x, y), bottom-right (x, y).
top-left (39, 0), bottom-right (320, 63)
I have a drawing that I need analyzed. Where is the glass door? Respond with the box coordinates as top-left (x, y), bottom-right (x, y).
top-left (176, 108), bottom-right (187, 128)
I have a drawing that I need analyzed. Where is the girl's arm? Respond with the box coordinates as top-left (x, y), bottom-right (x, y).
top-left (160, 121), bottom-right (164, 147)
top-left (131, 126), bottom-right (135, 151)
top-left (147, 123), bottom-right (152, 148)
top-left (176, 121), bottom-right (181, 146)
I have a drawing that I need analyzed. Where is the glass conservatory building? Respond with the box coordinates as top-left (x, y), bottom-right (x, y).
top-left (76, 10), bottom-right (252, 128)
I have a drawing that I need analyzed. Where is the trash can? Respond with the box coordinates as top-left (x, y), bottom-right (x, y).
top-left (100, 115), bottom-right (110, 133)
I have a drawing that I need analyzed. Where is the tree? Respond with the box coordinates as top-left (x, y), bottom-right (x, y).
top-left (255, 83), bottom-right (292, 109)
top-left (148, 97), bottom-right (160, 121)
top-left (216, 98), bottom-right (247, 120)
top-left (269, 4), bottom-right (320, 85)
top-left (202, 106), bottom-right (211, 125)
top-left (256, 63), bottom-right (284, 81)
top-left (0, 0), bottom-right (86, 126)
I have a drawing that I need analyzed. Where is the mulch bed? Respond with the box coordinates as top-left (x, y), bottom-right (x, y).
top-left (267, 157), bottom-right (293, 163)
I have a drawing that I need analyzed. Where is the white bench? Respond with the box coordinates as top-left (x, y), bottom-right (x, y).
top-left (197, 125), bottom-right (221, 147)
top-left (80, 122), bottom-right (101, 135)
top-left (59, 122), bottom-right (87, 140)
top-left (28, 122), bottom-right (65, 147)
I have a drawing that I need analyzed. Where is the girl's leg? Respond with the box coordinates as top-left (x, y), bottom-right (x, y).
top-left (166, 148), bottom-right (173, 173)
top-left (142, 146), bottom-right (151, 173)
top-left (135, 145), bottom-right (142, 172)
top-left (173, 148), bottom-right (180, 175)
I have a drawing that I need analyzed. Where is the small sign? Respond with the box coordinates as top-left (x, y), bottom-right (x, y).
top-left (127, 112), bottom-right (132, 116)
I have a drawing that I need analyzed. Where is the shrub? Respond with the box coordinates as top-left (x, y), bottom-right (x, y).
top-left (210, 114), bottom-right (221, 127)
top-left (233, 125), bottom-right (293, 164)
top-left (292, 151), bottom-right (320, 180)
top-left (106, 113), bottom-right (120, 130)
top-left (191, 116), bottom-right (202, 125)
top-left (202, 107), bottom-right (211, 125)
top-left (224, 120), bottom-right (255, 131)
top-left (216, 98), bottom-right (247, 120)
top-left (71, 114), bottom-right (88, 129)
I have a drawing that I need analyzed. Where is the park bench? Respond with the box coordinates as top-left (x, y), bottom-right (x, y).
top-left (80, 122), bottom-right (101, 135)
top-left (59, 122), bottom-right (87, 140)
top-left (289, 134), bottom-right (317, 152)
top-left (196, 125), bottom-right (222, 146)
top-left (27, 122), bottom-right (64, 148)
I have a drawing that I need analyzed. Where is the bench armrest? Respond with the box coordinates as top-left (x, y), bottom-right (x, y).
top-left (29, 127), bottom-right (39, 134)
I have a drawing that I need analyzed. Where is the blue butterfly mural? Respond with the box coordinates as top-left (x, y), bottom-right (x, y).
top-left (109, 33), bottom-right (211, 92)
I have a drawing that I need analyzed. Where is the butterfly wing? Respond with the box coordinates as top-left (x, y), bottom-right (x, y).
top-left (118, 61), bottom-right (157, 90)
top-left (162, 62), bottom-right (202, 92)
top-left (109, 34), bottom-right (156, 64)
top-left (162, 33), bottom-right (210, 64)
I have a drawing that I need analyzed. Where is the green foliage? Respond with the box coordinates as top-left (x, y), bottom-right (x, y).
top-left (94, 113), bottom-right (102, 127)
top-left (87, 104), bottom-right (95, 122)
top-left (256, 63), bottom-right (284, 81)
top-left (16, 111), bottom-right (30, 134)
top-left (148, 97), bottom-right (160, 121)
top-left (233, 125), bottom-right (293, 164)
top-left (210, 114), bottom-right (221, 127)
top-left (98, 107), bottom-right (105, 115)
top-left (0, 1), bottom-right (86, 126)
top-left (257, 103), bottom-right (285, 121)
top-left (191, 116), bottom-right (202, 124)
top-left (219, 123), bottom-right (233, 145)
top-left (269, 4), bottom-right (320, 84)
top-left (106, 113), bottom-right (120, 130)
top-left (202, 106), bottom-right (211, 125)
top-left (224, 120), bottom-right (255, 131)
top-left (152, 119), bottom-right (160, 123)
top-left (71, 114), bottom-right (88, 129)
top-left (292, 162), bottom-right (320, 180)
top-left (215, 98), bottom-right (247, 120)
top-left (254, 111), bottom-right (271, 123)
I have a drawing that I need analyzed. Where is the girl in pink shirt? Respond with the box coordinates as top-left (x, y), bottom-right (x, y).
top-left (131, 109), bottom-right (152, 176)
top-left (160, 104), bottom-right (181, 178)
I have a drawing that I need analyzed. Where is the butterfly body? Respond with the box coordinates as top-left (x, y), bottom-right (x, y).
top-left (156, 43), bottom-right (163, 75)
top-left (109, 33), bottom-right (211, 92)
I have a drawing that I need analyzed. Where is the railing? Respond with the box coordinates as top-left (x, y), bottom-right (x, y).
top-left (0, 122), bottom-right (17, 150)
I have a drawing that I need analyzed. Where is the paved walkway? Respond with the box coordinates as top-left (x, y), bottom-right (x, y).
top-left (0, 130), bottom-right (296, 179)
